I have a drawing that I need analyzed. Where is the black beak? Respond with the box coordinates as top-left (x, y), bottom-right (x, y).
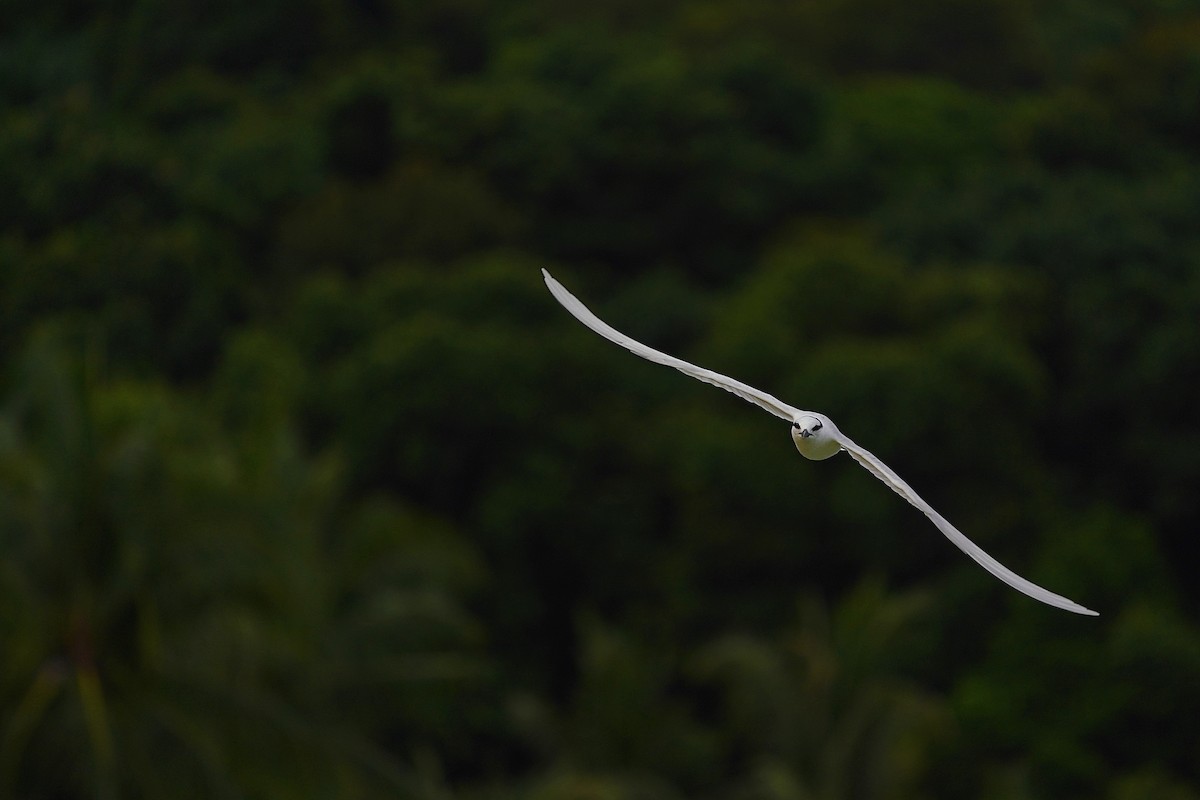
top-left (799, 429), bottom-right (812, 438)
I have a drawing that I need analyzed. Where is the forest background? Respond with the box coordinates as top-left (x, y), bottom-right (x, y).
top-left (3, 0), bottom-right (1200, 797)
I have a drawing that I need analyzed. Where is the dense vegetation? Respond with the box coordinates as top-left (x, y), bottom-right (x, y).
top-left (3, 0), bottom-right (1200, 797)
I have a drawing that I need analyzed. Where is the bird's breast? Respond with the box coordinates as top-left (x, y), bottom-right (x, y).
top-left (792, 433), bottom-right (842, 461)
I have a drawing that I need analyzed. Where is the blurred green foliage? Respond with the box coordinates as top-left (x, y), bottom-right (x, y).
top-left (2, 0), bottom-right (1200, 797)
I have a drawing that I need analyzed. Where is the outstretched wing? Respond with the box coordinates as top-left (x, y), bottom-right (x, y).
top-left (543, 269), bottom-right (805, 421)
top-left (834, 430), bottom-right (1098, 616)
top-left (545, 268), bottom-right (1096, 616)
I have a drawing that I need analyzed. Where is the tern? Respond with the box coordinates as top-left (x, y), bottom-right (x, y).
top-left (543, 268), bottom-right (1096, 616)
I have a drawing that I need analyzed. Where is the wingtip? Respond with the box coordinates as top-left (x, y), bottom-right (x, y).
top-left (1063, 600), bottom-right (1099, 616)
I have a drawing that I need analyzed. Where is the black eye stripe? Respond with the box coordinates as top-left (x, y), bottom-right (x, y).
top-left (813, 422), bottom-right (823, 430)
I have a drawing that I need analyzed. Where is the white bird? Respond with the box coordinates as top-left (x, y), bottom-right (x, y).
top-left (543, 268), bottom-right (1097, 616)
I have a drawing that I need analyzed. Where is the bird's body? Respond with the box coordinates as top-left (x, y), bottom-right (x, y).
top-left (791, 414), bottom-right (842, 460)
top-left (543, 268), bottom-right (1097, 616)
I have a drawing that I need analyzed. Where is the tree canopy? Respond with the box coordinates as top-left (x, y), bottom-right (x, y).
top-left (3, 0), bottom-right (1200, 797)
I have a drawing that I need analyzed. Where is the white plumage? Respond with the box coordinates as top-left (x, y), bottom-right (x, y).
top-left (543, 268), bottom-right (1097, 616)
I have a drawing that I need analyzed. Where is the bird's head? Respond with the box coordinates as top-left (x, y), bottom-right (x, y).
top-left (791, 414), bottom-right (841, 460)
top-left (791, 415), bottom-right (823, 439)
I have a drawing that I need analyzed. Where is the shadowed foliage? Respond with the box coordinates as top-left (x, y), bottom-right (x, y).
top-left (2, 0), bottom-right (1199, 797)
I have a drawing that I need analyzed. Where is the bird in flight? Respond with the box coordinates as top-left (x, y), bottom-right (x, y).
top-left (543, 269), bottom-right (1097, 616)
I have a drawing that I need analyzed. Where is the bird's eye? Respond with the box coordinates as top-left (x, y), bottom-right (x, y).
top-left (813, 422), bottom-right (823, 431)
top-left (791, 421), bottom-right (800, 429)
